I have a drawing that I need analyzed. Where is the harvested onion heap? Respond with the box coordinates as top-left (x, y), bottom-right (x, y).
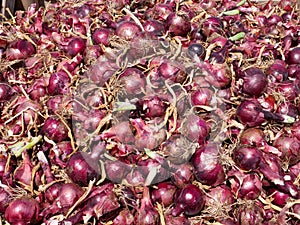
top-left (0, 0), bottom-right (300, 224)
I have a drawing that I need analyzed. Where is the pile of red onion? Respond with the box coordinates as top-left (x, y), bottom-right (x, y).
top-left (0, 0), bottom-right (299, 224)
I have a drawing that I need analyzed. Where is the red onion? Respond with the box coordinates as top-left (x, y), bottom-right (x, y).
top-left (286, 47), bottom-right (300, 64)
top-left (206, 185), bottom-right (234, 207)
top-left (136, 95), bottom-right (167, 119)
top-left (235, 203), bottom-right (264, 225)
top-left (116, 21), bottom-right (141, 40)
top-left (172, 184), bottom-right (205, 216)
top-left (273, 135), bottom-right (300, 165)
top-left (119, 68), bottom-right (146, 95)
top-left (66, 37), bottom-right (86, 56)
top-left (233, 146), bottom-right (262, 171)
top-left (180, 114), bottom-right (209, 144)
top-left (105, 160), bottom-right (130, 183)
top-left (240, 128), bottom-right (265, 146)
top-left (47, 71), bottom-right (70, 95)
top-left (146, 4), bottom-right (173, 21)
top-left (160, 134), bottom-right (196, 165)
top-left (0, 83), bottom-right (13, 101)
top-left (44, 182), bottom-right (63, 203)
top-left (151, 182), bottom-right (177, 207)
top-left (166, 12), bottom-right (191, 37)
top-left (192, 143), bottom-right (225, 186)
top-left (190, 88), bottom-right (213, 106)
top-left (63, 183), bottom-right (120, 224)
top-left (66, 151), bottom-right (101, 186)
top-left (41, 183), bottom-right (84, 217)
top-left (242, 67), bottom-right (267, 97)
top-left (202, 17), bottom-right (223, 37)
top-left (188, 43), bottom-right (205, 60)
top-left (171, 163), bottom-right (194, 188)
top-left (6, 40), bottom-right (36, 60)
top-left (236, 100), bottom-right (266, 127)
top-left (135, 187), bottom-right (159, 225)
top-left (157, 61), bottom-right (186, 83)
top-left (13, 151), bottom-right (33, 187)
top-left (41, 116), bottom-right (68, 142)
top-left (276, 102), bottom-right (298, 118)
top-left (267, 60), bottom-right (288, 82)
top-left (238, 173), bottom-right (262, 200)
top-left (268, 188), bottom-right (289, 207)
top-left (49, 141), bottom-right (73, 168)
top-left (92, 28), bottom-right (111, 46)
top-left (143, 19), bottom-right (165, 36)
top-left (5, 197), bottom-right (40, 225)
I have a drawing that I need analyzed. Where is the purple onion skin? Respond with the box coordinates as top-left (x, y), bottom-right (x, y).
top-left (105, 160), bottom-right (130, 183)
top-left (286, 47), bottom-right (300, 65)
top-left (0, 187), bottom-right (10, 213)
top-left (44, 182), bottom-right (64, 203)
top-left (47, 71), bottom-right (70, 95)
top-left (41, 183), bottom-right (84, 218)
top-left (116, 21), bottom-right (141, 40)
top-left (166, 12), bottom-right (191, 37)
top-left (172, 184), bottom-right (205, 216)
top-left (181, 114), bottom-right (209, 144)
top-left (273, 136), bottom-right (300, 165)
top-left (66, 38), bottom-right (86, 57)
top-left (66, 152), bottom-right (101, 186)
top-left (235, 203), bottom-right (264, 225)
top-left (236, 100), bottom-right (265, 127)
top-left (171, 163), bottom-right (194, 188)
top-left (92, 28), bottom-right (111, 46)
top-left (151, 182), bottom-right (177, 207)
top-left (206, 185), bottom-right (234, 206)
top-left (242, 68), bottom-right (267, 97)
top-left (41, 116), bottom-right (68, 142)
top-left (238, 173), bottom-right (262, 200)
top-left (5, 197), bottom-right (40, 225)
top-left (233, 146), bottom-right (262, 171)
top-left (240, 128), bottom-right (265, 147)
top-left (192, 143), bottom-right (225, 186)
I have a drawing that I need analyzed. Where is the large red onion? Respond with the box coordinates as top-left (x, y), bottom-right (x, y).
top-left (5, 197), bottom-right (40, 225)
top-left (192, 143), bottom-right (225, 186)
